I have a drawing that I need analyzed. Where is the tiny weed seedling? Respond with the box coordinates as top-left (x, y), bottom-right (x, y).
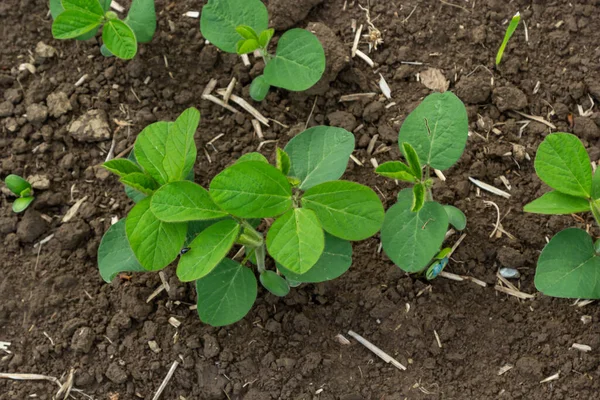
top-left (496, 11), bottom-right (521, 66)
top-left (50, 0), bottom-right (156, 60)
top-left (3, 174), bottom-right (35, 213)
top-left (99, 110), bottom-right (384, 326)
top-left (376, 92), bottom-right (469, 277)
top-left (524, 133), bottom-right (600, 299)
top-left (200, 0), bottom-right (326, 101)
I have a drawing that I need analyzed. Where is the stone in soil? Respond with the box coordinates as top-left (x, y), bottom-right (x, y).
top-left (16, 209), bottom-right (49, 243)
top-left (573, 116), bottom-right (599, 140)
top-left (0, 216), bottom-right (18, 234)
top-left (0, 101), bottom-right (14, 117)
top-left (268, 0), bottom-right (323, 30)
top-left (55, 221), bottom-right (91, 250)
top-left (305, 22), bottom-right (349, 96)
top-left (456, 75), bottom-right (491, 104)
top-left (27, 174), bottom-right (50, 190)
top-left (71, 327), bottom-right (95, 353)
top-left (68, 109), bottom-right (111, 142)
top-left (327, 110), bottom-right (357, 132)
top-left (25, 103), bottom-right (48, 124)
top-left (492, 86), bottom-right (528, 112)
top-left (46, 91), bottom-right (72, 118)
top-left (34, 41), bottom-right (57, 58)
top-left (203, 334), bottom-right (220, 358)
top-left (105, 363), bottom-right (128, 384)
top-left (363, 101), bottom-right (385, 123)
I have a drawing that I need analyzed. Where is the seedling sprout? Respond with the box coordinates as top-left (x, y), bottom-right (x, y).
top-left (496, 12), bottom-right (521, 66)
top-left (3, 175), bottom-right (35, 213)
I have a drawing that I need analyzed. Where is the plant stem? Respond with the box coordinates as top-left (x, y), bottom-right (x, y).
top-left (255, 244), bottom-right (266, 274)
top-left (591, 199), bottom-right (600, 228)
top-left (424, 165), bottom-right (433, 201)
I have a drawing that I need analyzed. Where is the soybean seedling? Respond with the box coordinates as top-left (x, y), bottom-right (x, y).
top-left (3, 174), bottom-right (35, 213)
top-left (524, 133), bottom-right (600, 299)
top-left (98, 109), bottom-right (384, 326)
top-left (49, 0), bottom-right (156, 60)
top-left (376, 92), bottom-right (469, 277)
top-left (496, 11), bottom-right (521, 66)
top-left (200, 0), bottom-right (326, 101)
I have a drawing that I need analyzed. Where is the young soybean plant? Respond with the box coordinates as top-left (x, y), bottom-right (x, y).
top-left (98, 110), bottom-right (384, 326)
top-left (3, 175), bottom-right (35, 213)
top-left (376, 92), bottom-right (469, 278)
top-left (49, 0), bottom-right (156, 60)
top-left (200, 0), bottom-right (326, 101)
top-left (524, 133), bottom-right (600, 299)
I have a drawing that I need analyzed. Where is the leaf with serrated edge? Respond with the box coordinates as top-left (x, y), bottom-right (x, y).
top-left (196, 258), bottom-right (257, 326)
top-left (163, 108), bottom-right (200, 182)
top-left (151, 181), bottom-right (228, 222)
top-left (524, 191), bottom-right (591, 215)
top-left (267, 208), bottom-right (324, 274)
top-left (177, 219), bottom-right (240, 282)
top-left (98, 219), bottom-right (146, 282)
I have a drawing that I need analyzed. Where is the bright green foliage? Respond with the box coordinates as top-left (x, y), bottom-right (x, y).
top-left (200, 0), bottom-right (325, 100)
top-left (379, 93), bottom-right (469, 275)
top-left (49, 0), bottom-right (157, 60)
top-left (99, 116), bottom-right (384, 326)
top-left (496, 12), bottom-right (521, 66)
top-left (524, 133), bottom-right (600, 299)
top-left (4, 174), bottom-right (35, 213)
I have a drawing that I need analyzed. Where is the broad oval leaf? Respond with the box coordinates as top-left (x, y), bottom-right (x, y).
top-left (126, 197), bottom-right (187, 271)
top-left (381, 189), bottom-right (449, 273)
top-left (135, 121), bottom-right (171, 185)
top-left (12, 197), bottom-right (34, 213)
top-left (177, 219), bottom-right (240, 282)
top-left (284, 126), bottom-right (355, 190)
top-left (277, 233), bottom-right (352, 283)
top-left (536, 228), bottom-right (600, 299)
top-left (103, 159), bottom-right (143, 178)
top-left (250, 75), bottom-right (270, 101)
top-left (4, 174), bottom-right (31, 196)
top-left (200, 0), bottom-right (268, 53)
top-left (236, 152), bottom-right (269, 164)
top-left (52, 10), bottom-right (103, 39)
top-left (266, 208), bottom-right (325, 274)
top-left (124, 0), bottom-right (156, 43)
top-left (264, 29), bottom-right (326, 91)
top-left (443, 205), bottom-right (466, 230)
top-left (103, 19), bottom-right (138, 60)
top-left (375, 161), bottom-right (416, 182)
top-left (196, 258), bottom-right (257, 327)
top-left (398, 92), bottom-right (468, 170)
top-left (151, 181), bottom-right (228, 222)
top-left (534, 133), bottom-right (592, 198)
top-left (302, 181), bottom-right (384, 241)
top-left (62, 0), bottom-right (105, 15)
top-left (119, 172), bottom-right (158, 195)
top-left (98, 219), bottom-right (146, 283)
top-left (210, 161), bottom-right (292, 218)
top-left (524, 191), bottom-right (591, 215)
top-left (163, 107), bottom-right (200, 183)
top-left (260, 270), bottom-right (290, 297)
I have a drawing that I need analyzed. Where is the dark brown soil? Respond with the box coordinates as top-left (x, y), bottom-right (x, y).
top-left (2, 0), bottom-right (600, 399)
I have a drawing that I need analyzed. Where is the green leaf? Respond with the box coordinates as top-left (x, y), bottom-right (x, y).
top-left (119, 172), bottom-right (158, 195)
top-left (124, 0), bottom-right (156, 43)
top-left (536, 228), bottom-right (600, 299)
top-left (276, 148), bottom-right (291, 175)
top-left (277, 233), bottom-right (352, 283)
top-left (399, 92), bottom-right (468, 171)
top-left (236, 38), bottom-right (260, 54)
top-left (264, 29), bottom-right (326, 91)
top-left (103, 19), bottom-right (138, 60)
top-left (443, 205), bottom-right (466, 230)
top-left (302, 181), bottom-right (384, 241)
top-left (258, 28), bottom-right (274, 48)
top-left (284, 126), bottom-right (355, 190)
top-left (266, 208), bottom-right (324, 274)
top-left (151, 181), bottom-right (228, 222)
top-left (496, 12), bottom-right (520, 66)
top-left (375, 162), bottom-right (416, 182)
top-left (49, 0), bottom-right (65, 19)
top-left (163, 107), bottom-right (200, 182)
top-left (381, 189), bottom-right (449, 273)
top-left (200, 0), bottom-right (268, 53)
top-left (4, 174), bottom-right (31, 196)
top-left (236, 25), bottom-right (259, 40)
top-left (524, 191), bottom-right (591, 215)
top-left (100, 44), bottom-right (114, 57)
top-left (402, 142), bottom-right (422, 180)
top-left (260, 271), bottom-right (290, 297)
top-left (236, 152), bottom-right (269, 164)
top-left (12, 197), bottom-right (34, 213)
top-left (126, 197), bottom-right (187, 271)
top-left (412, 183), bottom-right (425, 212)
top-left (196, 258), bottom-right (257, 326)
top-left (250, 75), bottom-right (271, 102)
top-left (100, 0), bottom-right (111, 12)
top-left (52, 10), bottom-right (103, 39)
top-left (534, 133), bottom-right (592, 198)
top-left (98, 219), bottom-right (146, 283)
top-left (61, 0), bottom-right (104, 15)
top-left (135, 121), bottom-right (171, 185)
top-left (209, 161), bottom-right (293, 218)
top-left (125, 186), bottom-right (146, 203)
top-left (186, 219), bottom-right (227, 246)
top-left (177, 219), bottom-right (240, 282)
top-left (103, 159), bottom-right (143, 178)
top-left (592, 168), bottom-right (600, 200)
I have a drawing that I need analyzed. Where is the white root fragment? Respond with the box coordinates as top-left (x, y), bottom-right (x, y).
top-left (74, 74), bottom-right (88, 87)
top-left (351, 24), bottom-right (363, 57)
top-left (370, 158), bottom-right (379, 168)
top-left (334, 334), bottom-right (351, 345)
top-left (366, 134), bottom-right (379, 155)
top-left (349, 154), bottom-right (364, 166)
top-left (512, 110), bottom-right (557, 129)
top-left (152, 360), bottom-right (180, 400)
top-left (146, 284), bottom-right (166, 303)
top-left (540, 372), bottom-right (560, 384)
top-left (202, 94), bottom-right (240, 114)
top-left (379, 74), bottom-right (392, 99)
top-left (110, 1), bottom-right (125, 12)
top-left (433, 330), bottom-right (442, 348)
top-left (498, 364), bottom-right (513, 375)
top-left (240, 54), bottom-right (251, 67)
top-left (252, 119), bottom-right (264, 140)
top-left (355, 49), bottom-right (375, 67)
top-left (55, 368), bottom-right (74, 400)
top-left (62, 196), bottom-right (88, 223)
top-left (223, 77), bottom-right (237, 104)
top-left (215, 89), bottom-right (269, 126)
top-left (168, 317), bottom-right (181, 328)
top-left (0, 341), bottom-right (11, 354)
top-left (468, 178), bottom-right (511, 199)
top-left (339, 93), bottom-right (377, 102)
top-left (202, 78), bottom-right (218, 96)
top-left (483, 200), bottom-right (501, 238)
top-left (183, 11), bottom-right (200, 18)
top-left (434, 169), bottom-right (446, 182)
top-left (571, 343), bottom-right (592, 352)
top-left (148, 341), bottom-right (161, 353)
top-left (347, 330), bottom-right (407, 371)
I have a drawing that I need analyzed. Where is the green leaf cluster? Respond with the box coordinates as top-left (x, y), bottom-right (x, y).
top-left (49, 0), bottom-right (156, 60)
top-left (524, 133), bottom-right (600, 299)
top-left (200, 0), bottom-right (326, 101)
top-left (377, 92), bottom-right (469, 275)
top-left (99, 115), bottom-right (384, 326)
top-left (3, 174), bottom-right (35, 213)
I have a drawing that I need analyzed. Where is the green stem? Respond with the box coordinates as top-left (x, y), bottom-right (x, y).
top-left (424, 165), bottom-right (433, 201)
top-left (255, 244), bottom-right (266, 273)
top-left (591, 199), bottom-right (600, 228)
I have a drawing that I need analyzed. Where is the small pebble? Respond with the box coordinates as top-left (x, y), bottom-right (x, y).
top-left (499, 268), bottom-right (520, 279)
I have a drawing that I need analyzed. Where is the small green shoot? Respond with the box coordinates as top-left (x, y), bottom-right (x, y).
top-left (200, 0), bottom-right (326, 101)
top-left (49, 0), bottom-right (156, 60)
top-left (376, 92), bottom-right (469, 275)
top-left (524, 133), bottom-right (600, 299)
top-left (98, 111), bottom-right (384, 326)
top-left (3, 174), bottom-right (35, 213)
top-left (496, 11), bottom-right (521, 66)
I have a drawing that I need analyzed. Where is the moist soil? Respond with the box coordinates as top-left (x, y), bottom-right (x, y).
top-left (2, 0), bottom-right (600, 399)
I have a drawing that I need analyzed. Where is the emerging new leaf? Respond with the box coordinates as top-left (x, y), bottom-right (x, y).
top-left (375, 161), bottom-right (416, 182)
top-left (276, 148), bottom-right (291, 175)
top-left (412, 183), bottom-right (425, 212)
top-left (402, 142), bottom-right (422, 181)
